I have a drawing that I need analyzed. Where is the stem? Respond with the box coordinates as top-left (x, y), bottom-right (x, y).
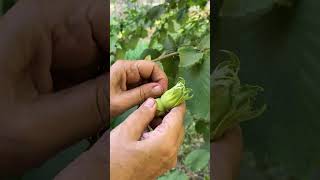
top-left (151, 47), bottom-right (209, 62)
top-left (152, 52), bottom-right (179, 62)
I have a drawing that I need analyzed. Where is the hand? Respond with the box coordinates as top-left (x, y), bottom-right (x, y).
top-left (110, 60), bottom-right (168, 118)
top-left (1, 0), bottom-right (107, 90)
top-left (110, 98), bottom-right (186, 180)
top-left (211, 126), bottom-right (243, 180)
top-left (0, 0), bottom-right (107, 176)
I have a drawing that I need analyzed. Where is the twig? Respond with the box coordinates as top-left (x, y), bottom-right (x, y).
top-left (152, 52), bottom-right (179, 62)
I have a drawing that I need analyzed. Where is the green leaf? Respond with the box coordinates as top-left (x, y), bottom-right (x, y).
top-left (178, 47), bottom-right (204, 67)
top-left (195, 120), bottom-right (210, 142)
top-left (184, 149), bottom-right (210, 171)
top-left (161, 55), bottom-right (179, 88)
top-left (115, 49), bottom-right (126, 60)
top-left (195, 120), bottom-right (209, 135)
top-left (123, 36), bottom-right (139, 50)
top-left (211, 50), bottom-right (266, 141)
top-left (163, 34), bottom-right (177, 52)
top-left (199, 34), bottom-right (210, 50)
top-left (179, 52), bottom-right (210, 119)
top-left (176, 6), bottom-right (188, 23)
top-left (158, 169), bottom-right (188, 180)
top-left (140, 48), bottom-right (161, 60)
top-left (146, 4), bottom-right (167, 21)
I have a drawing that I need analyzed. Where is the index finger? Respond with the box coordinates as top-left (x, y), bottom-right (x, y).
top-left (124, 60), bottom-right (168, 91)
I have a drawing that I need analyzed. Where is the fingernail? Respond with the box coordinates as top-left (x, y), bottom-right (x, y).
top-left (152, 85), bottom-right (163, 95)
top-left (144, 98), bottom-right (155, 108)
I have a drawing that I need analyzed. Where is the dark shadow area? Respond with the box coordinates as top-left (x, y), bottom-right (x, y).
top-left (0, 0), bottom-right (109, 179)
top-left (214, 0), bottom-right (320, 179)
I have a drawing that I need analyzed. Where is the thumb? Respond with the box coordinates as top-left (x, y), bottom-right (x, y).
top-left (120, 98), bottom-right (156, 140)
top-left (120, 83), bottom-right (163, 110)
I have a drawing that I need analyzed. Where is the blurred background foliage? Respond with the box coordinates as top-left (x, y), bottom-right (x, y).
top-left (215, 0), bottom-right (320, 179)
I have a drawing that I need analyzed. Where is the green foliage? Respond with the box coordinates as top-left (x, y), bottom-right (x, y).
top-left (158, 169), bottom-right (188, 180)
top-left (217, 0), bottom-right (320, 179)
top-left (211, 50), bottom-right (266, 141)
top-left (184, 149), bottom-right (210, 171)
top-left (111, 0), bottom-right (210, 179)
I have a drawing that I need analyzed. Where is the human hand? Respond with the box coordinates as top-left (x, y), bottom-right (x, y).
top-left (211, 125), bottom-right (243, 180)
top-left (0, 0), bottom-right (107, 175)
top-left (110, 98), bottom-right (185, 180)
top-left (1, 0), bottom-right (107, 90)
top-left (110, 60), bottom-right (168, 118)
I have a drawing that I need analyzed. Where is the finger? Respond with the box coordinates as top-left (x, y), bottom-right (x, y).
top-left (156, 103), bottom-right (186, 139)
top-left (120, 82), bottom-right (163, 110)
top-left (142, 103), bottom-right (186, 144)
top-left (124, 61), bottom-right (168, 91)
top-left (120, 98), bottom-right (156, 140)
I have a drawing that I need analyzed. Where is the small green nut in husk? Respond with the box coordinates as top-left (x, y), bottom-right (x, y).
top-left (156, 77), bottom-right (193, 116)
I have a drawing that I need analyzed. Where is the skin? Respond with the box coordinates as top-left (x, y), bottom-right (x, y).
top-left (110, 99), bottom-right (186, 180)
top-left (211, 126), bottom-right (243, 180)
top-left (0, 0), bottom-right (108, 178)
top-left (109, 60), bottom-right (185, 179)
top-left (110, 60), bottom-right (168, 119)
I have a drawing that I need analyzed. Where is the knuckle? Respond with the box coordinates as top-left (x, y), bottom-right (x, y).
top-left (114, 60), bottom-right (125, 66)
top-left (137, 105), bottom-right (151, 116)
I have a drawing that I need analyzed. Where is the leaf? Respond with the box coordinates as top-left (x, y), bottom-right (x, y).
top-left (195, 120), bottom-right (210, 141)
top-left (211, 50), bottom-right (266, 141)
top-left (176, 6), bottom-right (188, 23)
top-left (178, 47), bottom-right (204, 67)
top-left (179, 52), bottom-right (210, 120)
top-left (163, 34), bottom-right (176, 52)
top-left (140, 48), bottom-right (161, 59)
top-left (144, 55), bottom-right (151, 60)
top-left (146, 4), bottom-right (166, 21)
top-left (199, 34), bottom-right (210, 50)
top-left (123, 36), bottom-right (139, 50)
top-left (158, 169), bottom-right (188, 180)
top-left (184, 149), bottom-right (210, 171)
top-left (195, 120), bottom-right (209, 135)
top-left (110, 36), bottom-right (118, 53)
top-left (161, 55), bottom-right (180, 88)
